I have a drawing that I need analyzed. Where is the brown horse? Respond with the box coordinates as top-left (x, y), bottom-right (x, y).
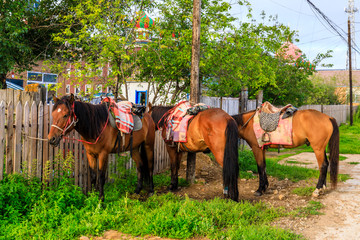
top-left (150, 104), bottom-right (239, 201)
top-left (232, 109), bottom-right (339, 197)
top-left (47, 94), bottom-right (155, 200)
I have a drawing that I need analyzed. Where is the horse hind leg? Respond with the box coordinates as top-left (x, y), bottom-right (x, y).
top-left (313, 150), bottom-right (329, 198)
top-left (252, 146), bottom-right (268, 196)
top-left (166, 146), bottom-right (183, 191)
top-left (132, 148), bottom-right (145, 194)
top-left (141, 142), bottom-right (155, 195)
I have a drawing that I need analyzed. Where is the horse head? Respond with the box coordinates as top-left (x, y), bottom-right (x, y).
top-left (48, 94), bottom-right (78, 146)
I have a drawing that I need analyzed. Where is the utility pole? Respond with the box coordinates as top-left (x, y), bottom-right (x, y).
top-left (348, 19), bottom-right (353, 126)
top-left (186, 0), bottom-right (201, 183)
top-left (345, 0), bottom-right (358, 69)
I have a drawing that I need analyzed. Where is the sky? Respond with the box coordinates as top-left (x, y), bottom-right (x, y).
top-left (228, 0), bottom-right (360, 70)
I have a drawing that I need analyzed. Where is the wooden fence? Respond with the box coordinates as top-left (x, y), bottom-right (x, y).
top-left (0, 100), bottom-right (170, 190)
top-left (201, 95), bottom-right (358, 126)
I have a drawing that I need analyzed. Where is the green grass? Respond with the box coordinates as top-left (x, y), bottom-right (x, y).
top-left (339, 122), bottom-right (360, 154)
top-left (293, 201), bottom-right (324, 217)
top-left (339, 155), bottom-right (348, 161)
top-left (292, 186), bottom-right (316, 197)
top-left (348, 162), bottom-right (360, 165)
top-left (0, 172), bottom-right (305, 240)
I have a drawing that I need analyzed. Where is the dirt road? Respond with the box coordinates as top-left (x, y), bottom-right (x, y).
top-left (282, 153), bottom-right (360, 240)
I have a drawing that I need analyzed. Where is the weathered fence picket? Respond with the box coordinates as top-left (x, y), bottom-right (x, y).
top-left (0, 102), bottom-right (5, 180)
top-left (0, 99), bottom-right (171, 191)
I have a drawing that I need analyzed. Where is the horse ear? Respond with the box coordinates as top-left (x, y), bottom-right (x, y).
top-left (69, 93), bottom-right (75, 104)
top-left (53, 95), bottom-right (59, 104)
top-left (147, 102), bottom-right (153, 113)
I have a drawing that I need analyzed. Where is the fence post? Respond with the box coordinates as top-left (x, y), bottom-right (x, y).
top-left (0, 101), bottom-right (5, 180)
top-left (29, 101), bottom-right (38, 176)
top-left (42, 103), bottom-right (49, 182)
top-left (6, 101), bottom-right (14, 174)
top-left (23, 102), bottom-right (30, 175)
top-left (36, 102), bottom-right (44, 179)
top-left (240, 88), bottom-right (248, 113)
top-left (14, 102), bottom-right (22, 174)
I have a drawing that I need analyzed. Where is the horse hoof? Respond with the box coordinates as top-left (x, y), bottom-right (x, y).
top-left (168, 185), bottom-right (178, 191)
top-left (312, 188), bottom-right (320, 198)
top-left (254, 191), bottom-right (263, 196)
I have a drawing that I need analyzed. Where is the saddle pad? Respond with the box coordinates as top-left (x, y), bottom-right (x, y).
top-left (164, 101), bottom-right (209, 143)
top-left (102, 98), bottom-right (134, 134)
top-left (253, 111), bottom-right (293, 148)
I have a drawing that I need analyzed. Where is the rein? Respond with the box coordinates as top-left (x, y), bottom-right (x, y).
top-left (239, 109), bottom-right (258, 130)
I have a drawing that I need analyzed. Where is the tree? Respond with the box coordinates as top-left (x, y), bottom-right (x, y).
top-left (135, 0), bottom-right (240, 104)
top-left (52, 0), bottom-right (155, 101)
top-left (0, 0), bottom-right (80, 89)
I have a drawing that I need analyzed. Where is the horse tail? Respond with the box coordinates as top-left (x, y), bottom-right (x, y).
top-left (329, 117), bottom-right (339, 189)
top-left (223, 118), bottom-right (239, 201)
top-left (140, 142), bottom-right (151, 184)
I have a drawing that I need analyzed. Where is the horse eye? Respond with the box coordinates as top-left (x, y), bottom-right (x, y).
top-left (63, 114), bottom-right (68, 118)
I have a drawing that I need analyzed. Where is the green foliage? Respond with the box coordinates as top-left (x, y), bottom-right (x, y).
top-left (0, 0), bottom-right (80, 87)
top-left (238, 149), bottom-right (258, 179)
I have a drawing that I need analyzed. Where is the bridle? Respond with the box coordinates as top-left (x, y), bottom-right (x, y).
top-left (51, 101), bottom-right (78, 137)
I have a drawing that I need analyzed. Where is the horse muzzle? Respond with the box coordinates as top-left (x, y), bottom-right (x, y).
top-left (48, 135), bottom-right (63, 147)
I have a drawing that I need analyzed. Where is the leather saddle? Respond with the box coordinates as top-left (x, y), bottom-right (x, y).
top-left (259, 102), bottom-right (297, 132)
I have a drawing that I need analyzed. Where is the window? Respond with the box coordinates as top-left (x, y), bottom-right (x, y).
top-left (107, 86), bottom-right (112, 94)
top-left (66, 84), bottom-right (70, 94)
top-left (135, 90), bottom-right (147, 105)
top-left (96, 85), bottom-right (102, 93)
top-left (75, 86), bottom-right (81, 95)
top-left (85, 84), bottom-right (92, 94)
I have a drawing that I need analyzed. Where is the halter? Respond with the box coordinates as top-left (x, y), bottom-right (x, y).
top-left (51, 102), bottom-right (78, 136)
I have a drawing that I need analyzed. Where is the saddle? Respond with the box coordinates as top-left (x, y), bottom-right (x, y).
top-left (259, 101), bottom-right (297, 133)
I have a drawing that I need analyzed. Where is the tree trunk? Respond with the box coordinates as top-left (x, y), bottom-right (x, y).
top-left (0, 73), bottom-right (7, 89)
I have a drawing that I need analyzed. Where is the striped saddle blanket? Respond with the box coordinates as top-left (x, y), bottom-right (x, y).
top-left (102, 98), bottom-right (134, 134)
top-left (164, 101), bottom-right (209, 142)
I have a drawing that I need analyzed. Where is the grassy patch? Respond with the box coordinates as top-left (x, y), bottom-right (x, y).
top-left (293, 201), bottom-right (324, 217)
top-left (348, 162), bottom-right (360, 165)
top-left (339, 122), bottom-right (360, 154)
top-left (292, 186), bottom-right (316, 196)
top-left (285, 160), bottom-right (311, 165)
top-left (339, 155), bottom-right (348, 161)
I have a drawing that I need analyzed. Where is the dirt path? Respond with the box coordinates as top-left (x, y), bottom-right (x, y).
top-left (281, 153), bottom-right (360, 240)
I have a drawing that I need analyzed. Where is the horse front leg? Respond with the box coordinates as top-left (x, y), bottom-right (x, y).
top-left (86, 153), bottom-right (98, 193)
top-left (167, 146), bottom-right (183, 191)
top-left (252, 146), bottom-right (268, 196)
top-left (98, 152), bottom-right (109, 201)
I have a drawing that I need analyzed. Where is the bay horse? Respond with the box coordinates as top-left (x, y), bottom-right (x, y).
top-left (149, 104), bottom-right (239, 201)
top-left (232, 109), bottom-right (339, 197)
top-left (47, 94), bottom-right (155, 200)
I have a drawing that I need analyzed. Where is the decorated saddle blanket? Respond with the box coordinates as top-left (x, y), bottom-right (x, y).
top-left (102, 98), bottom-right (134, 134)
top-left (164, 101), bottom-right (210, 143)
top-left (253, 110), bottom-right (293, 148)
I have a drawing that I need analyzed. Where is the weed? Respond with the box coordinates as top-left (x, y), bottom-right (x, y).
top-left (292, 186), bottom-right (316, 196)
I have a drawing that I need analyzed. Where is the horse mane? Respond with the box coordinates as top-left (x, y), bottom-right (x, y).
top-left (150, 105), bottom-right (174, 130)
top-left (232, 109), bottom-right (257, 126)
top-left (53, 96), bottom-right (108, 140)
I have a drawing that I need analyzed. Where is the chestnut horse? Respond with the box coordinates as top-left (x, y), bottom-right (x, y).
top-left (232, 109), bottom-right (339, 197)
top-left (150, 105), bottom-right (239, 201)
top-left (47, 94), bottom-right (155, 200)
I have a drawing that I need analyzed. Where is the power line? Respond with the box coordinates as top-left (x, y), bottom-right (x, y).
top-left (306, 0), bottom-right (360, 55)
